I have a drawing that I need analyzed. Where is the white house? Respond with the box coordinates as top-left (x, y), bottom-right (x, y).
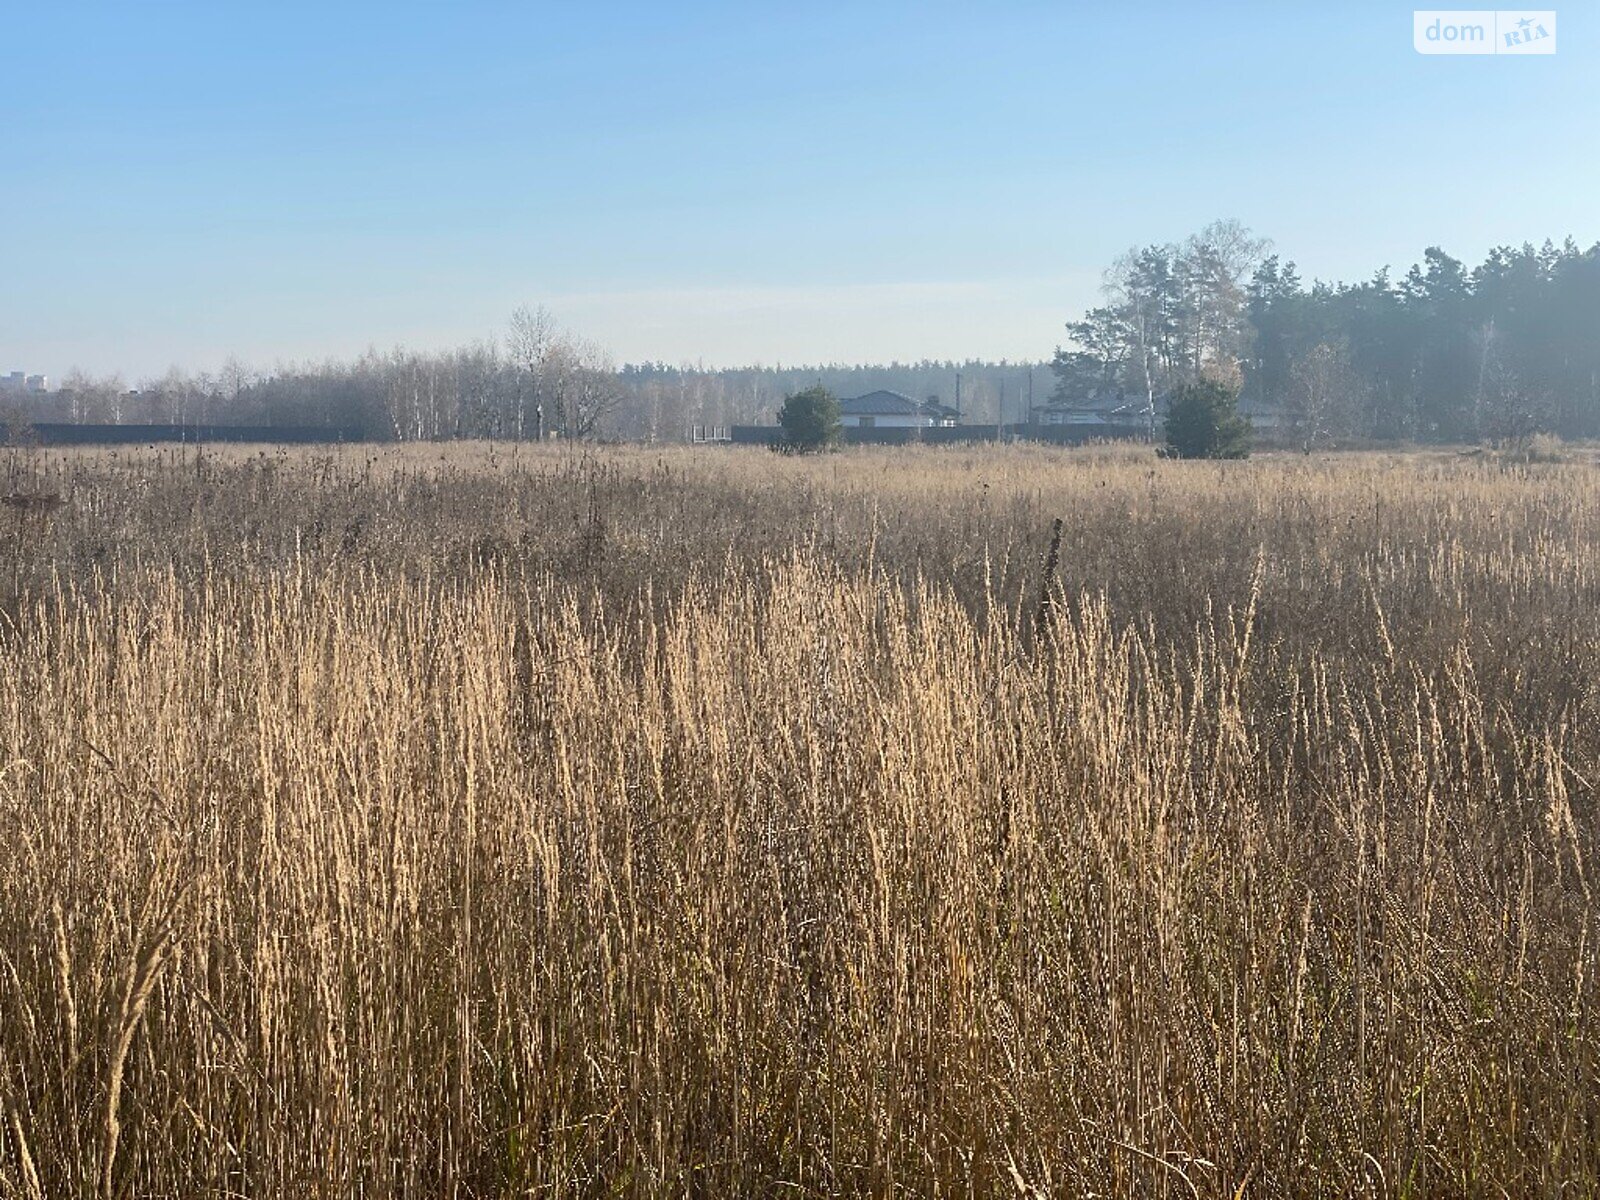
top-left (839, 390), bottom-right (957, 429)
top-left (1032, 390), bottom-right (1153, 428)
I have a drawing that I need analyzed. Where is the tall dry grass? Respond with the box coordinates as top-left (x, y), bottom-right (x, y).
top-left (0, 442), bottom-right (1596, 1196)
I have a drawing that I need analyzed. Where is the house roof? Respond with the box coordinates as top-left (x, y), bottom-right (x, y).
top-left (840, 389), bottom-right (921, 416)
top-left (1036, 395), bottom-right (1153, 419)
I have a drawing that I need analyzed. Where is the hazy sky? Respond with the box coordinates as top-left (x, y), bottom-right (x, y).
top-left (2, 1), bottom-right (1595, 381)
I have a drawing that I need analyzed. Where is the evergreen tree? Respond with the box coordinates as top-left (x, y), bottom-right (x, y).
top-left (1164, 380), bottom-right (1252, 459)
top-left (1067, 227), bottom-right (1600, 446)
top-left (776, 385), bottom-right (841, 453)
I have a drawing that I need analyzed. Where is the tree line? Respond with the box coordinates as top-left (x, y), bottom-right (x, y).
top-left (15, 309), bottom-right (628, 442)
top-left (15, 315), bottom-right (1044, 442)
top-left (1051, 220), bottom-right (1600, 443)
top-left (15, 226), bottom-right (1596, 445)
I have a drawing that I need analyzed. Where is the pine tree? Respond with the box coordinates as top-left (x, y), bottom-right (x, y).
top-left (776, 385), bottom-right (842, 453)
top-left (1163, 380), bottom-right (1251, 459)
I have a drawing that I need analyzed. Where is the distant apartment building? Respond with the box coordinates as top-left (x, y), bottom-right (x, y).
top-left (0, 372), bottom-right (49, 393)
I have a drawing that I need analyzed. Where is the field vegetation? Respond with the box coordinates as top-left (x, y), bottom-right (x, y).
top-left (0, 441), bottom-right (1596, 1196)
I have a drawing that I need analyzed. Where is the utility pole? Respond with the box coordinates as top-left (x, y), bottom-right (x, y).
top-left (955, 372), bottom-right (962, 421)
top-left (998, 378), bottom-right (1006, 439)
top-left (1027, 367), bottom-right (1034, 426)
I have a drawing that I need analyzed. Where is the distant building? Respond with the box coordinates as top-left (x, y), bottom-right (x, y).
top-left (1237, 396), bottom-right (1285, 429)
top-left (1, 372), bottom-right (49, 394)
top-left (839, 389), bottom-right (959, 429)
top-left (1032, 389), bottom-right (1154, 429)
top-left (1034, 389), bottom-right (1287, 433)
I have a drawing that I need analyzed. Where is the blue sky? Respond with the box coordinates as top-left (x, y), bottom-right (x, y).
top-left (2, 1), bottom-right (1595, 380)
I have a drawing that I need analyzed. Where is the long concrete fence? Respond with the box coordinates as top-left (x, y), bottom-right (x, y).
top-left (727, 424), bottom-right (1149, 447)
top-left (2, 423), bottom-right (364, 446)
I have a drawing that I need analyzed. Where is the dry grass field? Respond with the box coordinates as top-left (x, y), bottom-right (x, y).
top-left (0, 441), bottom-right (1596, 1197)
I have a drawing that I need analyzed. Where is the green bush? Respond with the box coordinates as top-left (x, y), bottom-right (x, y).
top-left (1164, 380), bottom-right (1252, 459)
top-left (776, 385), bottom-right (842, 454)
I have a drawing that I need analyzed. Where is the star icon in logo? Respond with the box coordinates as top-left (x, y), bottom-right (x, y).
top-left (1517, 16), bottom-right (1534, 29)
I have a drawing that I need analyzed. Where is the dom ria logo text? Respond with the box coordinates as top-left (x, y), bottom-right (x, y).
top-left (1414, 10), bottom-right (1557, 54)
